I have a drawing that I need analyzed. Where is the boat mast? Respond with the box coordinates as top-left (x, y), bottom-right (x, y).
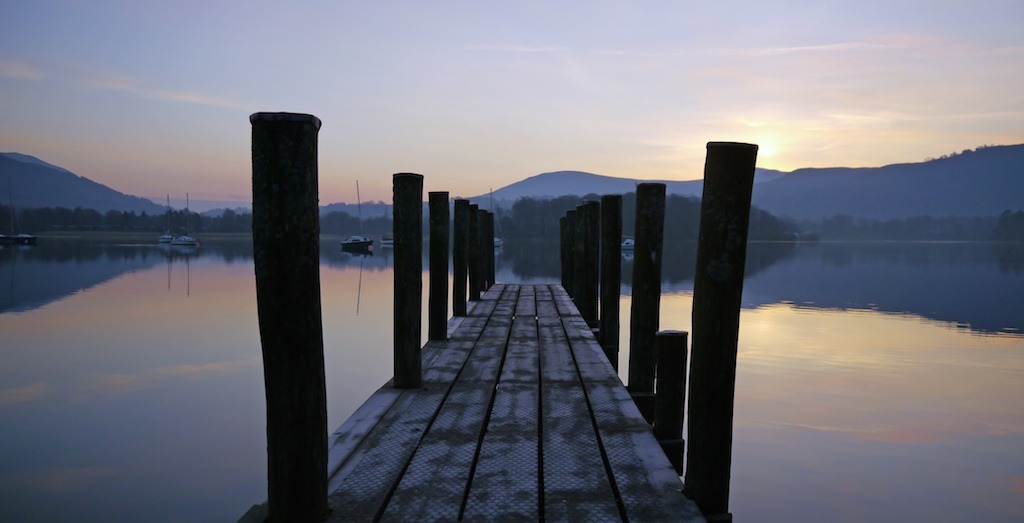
top-left (356, 180), bottom-right (363, 234)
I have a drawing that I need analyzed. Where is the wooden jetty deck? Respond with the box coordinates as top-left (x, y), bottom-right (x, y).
top-left (322, 283), bottom-right (703, 521)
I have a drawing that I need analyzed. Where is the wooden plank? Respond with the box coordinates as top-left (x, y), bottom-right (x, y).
top-left (326, 386), bottom-right (446, 521)
top-left (381, 382), bottom-right (495, 521)
top-left (542, 380), bottom-right (620, 520)
top-left (564, 325), bottom-right (705, 522)
top-left (462, 328), bottom-right (540, 520)
top-left (537, 302), bottom-right (619, 519)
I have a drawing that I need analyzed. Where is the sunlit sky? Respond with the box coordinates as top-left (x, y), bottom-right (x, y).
top-left (2, 1), bottom-right (1023, 209)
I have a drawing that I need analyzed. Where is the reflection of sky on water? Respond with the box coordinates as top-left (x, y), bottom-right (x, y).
top-left (629, 294), bottom-right (1024, 522)
top-left (1, 238), bottom-right (1022, 521)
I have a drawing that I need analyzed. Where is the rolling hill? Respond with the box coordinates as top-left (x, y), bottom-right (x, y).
top-left (481, 145), bottom-right (1024, 220)
top-left (0, 153), bottom-right (164, 214)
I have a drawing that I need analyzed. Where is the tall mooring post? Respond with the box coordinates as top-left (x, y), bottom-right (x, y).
top-left (562, 210), bottom-right (577, 297)
top-left (627, 183), bottom-right (666, 423)
top-left (599, 194), bottom-right (622, 369)
top-left (251, 112), bottom-right (328, 522)
top-left (685, 142), bottom-right (758, 521)
top-left (468, 204), bottom-right (482, 301)
top-left (393, 173), bottom-right (424, 389)
top-left (428, 191), bottom-right (450, 341)
top-left (583, 200), bottom-right (601, 326)
top-left (452, 199), bottom-right (470, 316)
top-left (485, 211), bottom-right (496, 288)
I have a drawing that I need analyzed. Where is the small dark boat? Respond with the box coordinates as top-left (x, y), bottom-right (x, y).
top-left (342, 235), bottom-right (374, 253)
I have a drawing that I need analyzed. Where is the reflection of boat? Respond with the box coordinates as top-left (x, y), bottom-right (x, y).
top-left (158, 194), bottom-right (173, 243)
top-left (170, 193), bottom-right (198, 246)
top-left (621, 237), bottom-right (635, 251)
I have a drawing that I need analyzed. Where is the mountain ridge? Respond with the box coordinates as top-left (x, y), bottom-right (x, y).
top-left (1, 153), bottom-right (164, 214)
top-left (4, 145), bottom-right (1021, 221)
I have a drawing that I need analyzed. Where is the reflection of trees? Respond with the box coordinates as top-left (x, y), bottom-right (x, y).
top-left (991, 243), bottom-right (1024, 275)
top-left (498, 239), bottom-right (796, 284)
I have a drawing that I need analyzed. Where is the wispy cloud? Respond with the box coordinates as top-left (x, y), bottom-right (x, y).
top-left (0, 57), bottom-right (46, 80)
top-left (0, 382), bottom-right (52, 409)
top-left (80, 72), bottom-right (246, 110)
top-left (465, 44), bottom-right (568, 53)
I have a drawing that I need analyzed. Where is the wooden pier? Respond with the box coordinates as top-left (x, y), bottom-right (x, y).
top-left (247, 113), bottom-right (758, 521)
top-left (321, 283), bottom-right (702, 521)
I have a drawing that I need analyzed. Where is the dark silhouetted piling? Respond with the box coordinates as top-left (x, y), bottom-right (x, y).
top-left (250, 112), bottom-right (327, 522)
top-left (453, 199), bottom-right (470, 316)
top-left (582, 200), bottom-right (600, 326)
top-left (572, 205), bottom-right (586, 302)
top-left (599, 194), bottom-right (622, 369)
top-left (684, 142), bottom-right (758, 521)
top-left (654, 330), bottom-right (689, 475)
top-left (467, 204), bottom-right (481, 301)
top-left (428, 191), bottom-right (449, 341)
top-left (393, 173), bottom-right (424, 389)
top-left (485, 211), bottom-right (496, 288)
top-left (562, 210), bottom-right (577, 297)
top-left (627, 183), bottom-right (666, 423)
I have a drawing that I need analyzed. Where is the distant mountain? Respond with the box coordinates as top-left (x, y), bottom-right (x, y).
top-left (480, 169), bottom-right (784, 207)
top-left (753, 144), bottom-right (1024, 220)
top-left (1, 153), bottom-right (164, 214)
top-left (479, 145), bottom-right (1024, 220)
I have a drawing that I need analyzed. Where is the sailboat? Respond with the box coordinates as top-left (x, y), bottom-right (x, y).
top-left (341, 181), bottom-right (373, 253)
top-left (1, 174), bottom-right (37, 246)
top-left (170, 193), bottom-right (198, 246)
top-left (158, 194), bottom-right (173, 243)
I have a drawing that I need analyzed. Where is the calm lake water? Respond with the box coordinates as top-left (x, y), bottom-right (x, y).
top-left (1, 237), bottom-right (1022, 522)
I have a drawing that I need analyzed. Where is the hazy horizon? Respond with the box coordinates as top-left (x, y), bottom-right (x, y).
top-left (3, 2), bottom-right (1024, 207)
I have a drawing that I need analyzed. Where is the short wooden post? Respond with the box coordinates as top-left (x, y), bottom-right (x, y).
top-left (250, 112), bottom-right (328, 522)
top-left (485, 211), bottom-right (496, 288)
top-left (453, 199), bottom-right (469, 316)
top-left (684, 142), bottom-right (758, 520)
top-left (627, 183), bottom-right (666, 423)
top-left (428, 191), bottom-right (449, 341)
top-left (562, 210), bottom-right (576, 297)
top-left (393, 173), bottom-right (424, 389)
top-left (599, 194), bottom-right (622, 369)
top-left (467, 204), bottom-right (481, 300)
top-left (654, 330), bottom-right (689, 475)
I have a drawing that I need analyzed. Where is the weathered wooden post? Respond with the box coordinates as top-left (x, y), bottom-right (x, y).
top-left (583, 200), bottom-right (601, 327)
top-left (627, 183), bottom-right (666, 423)
top-left (599, 194), bottom-right (622, 369)
top-left (453, 199), bottom-right (470, 316)
top-left (572, 204), bottom-right (587, 316)
top-left (428, 191), bottom-right (450, 341)
top-left (467, 204), bottom-right (481, 300)
top-left (685, 142), bottom-right (758, 521)
top-left (251, 112), bottom-right (327, 522)
top-left (654, 330), bottom-right (689, 475)
top-left (485, 211), bottom-right (496, 288)
top-left (393, 173), bottom-right (424, 389)
top-left (562, 210), bottom-right (577, 297)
